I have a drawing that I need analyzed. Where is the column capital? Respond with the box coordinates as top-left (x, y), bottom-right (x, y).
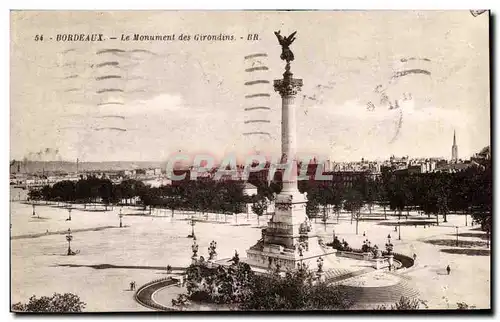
top-left (274, 77), bottom-right (303, 97)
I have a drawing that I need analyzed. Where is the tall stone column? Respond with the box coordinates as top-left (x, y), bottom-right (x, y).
top-left (245, 33), bottom-right (336, 270)
top-left (274, 67), bottom-right (303, 194)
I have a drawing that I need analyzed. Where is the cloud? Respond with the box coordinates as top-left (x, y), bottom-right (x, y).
top-left (296, 98), bottom-right (471, 161)
top-left (119, 93), bottom-right (184, 116)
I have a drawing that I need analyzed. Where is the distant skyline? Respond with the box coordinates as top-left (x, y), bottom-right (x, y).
top-left (10, 11), bottom-right (490, 162)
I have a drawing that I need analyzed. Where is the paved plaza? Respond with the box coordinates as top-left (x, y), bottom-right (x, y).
top-left (10, 194), bottom-right (490, 311)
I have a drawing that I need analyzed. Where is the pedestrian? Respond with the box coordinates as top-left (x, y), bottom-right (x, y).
top-left (413, 253), bottom-right (417, 261)
top-left (130, 281), bottom-right (134, 291)
top-left (446, 265), bottom-right (451, 275)
top-left (363, 231), bottom-right (366, 237)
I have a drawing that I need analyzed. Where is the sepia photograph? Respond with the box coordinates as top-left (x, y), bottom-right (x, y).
top-left (9, 10), bottom-right (491, 312)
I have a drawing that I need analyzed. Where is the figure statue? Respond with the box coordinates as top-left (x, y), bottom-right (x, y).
top-left (191, 242), bottom-right (199, 258)
top-left (208, 240), bottom-right (218, 260)
top-left (299, 220), bottom-right (309, 235)
top-left (297, 243), bottom-right (304, 257)
top-left (317, 256), bottom-right (324, 273)
top-left (274, 30), bottom-right (297, 63)
top-left (231, 250), bottom-right (240, 265)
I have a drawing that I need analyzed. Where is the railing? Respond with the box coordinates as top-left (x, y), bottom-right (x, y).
top-left (134, 277), bottom-right (179, 311)
top-left (335, 248), bottom-right (415, 270)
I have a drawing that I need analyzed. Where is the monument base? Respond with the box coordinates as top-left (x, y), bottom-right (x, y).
top-left (246, 189), bottom-right (336, 271)
top-left (246, 236), bottom-right (336, 271)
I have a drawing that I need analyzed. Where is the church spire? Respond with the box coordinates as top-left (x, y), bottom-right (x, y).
top-left (452, 129), bottom-right (458, 162)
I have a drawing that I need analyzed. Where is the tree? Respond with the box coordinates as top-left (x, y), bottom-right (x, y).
top-left (118, 179), bottom-right (145, 205)
top-left (12, 293), bottom-right (86, 312)
top-left (344, 189), bottom-right (364, 235)
top-left (251, 196), bottom-right (268, 226)
top-left (165, 194), bottom-right (181, 218)
top-left (75, 179), bottom-right (91, 208)
top-left (437, 192), bottom-right (449, 223)
top-left (111, 184), bottom-right (123, 205)
top-left (27, 189), bottom-right (42, 202)
top-left (40, 185), bottom-right (52, 204)
top-left (388, 175), bottom-right (409, 220)
top-left (376, 296), bottom-right (423, 310)
top-left (97, 179), bottom-right (113, 211)
top-left (470, 162), bottom-right (492, 231)
top-left (306, 197), bottom-right (320, 221)
top-left (223, 181), bottom-right (246, 220)
top-left (363, 177), bottom-right (377, 216)
top-left (331, 185), bottom-right (344, 224)
top-left (317, 185), bottom-right (332, 226)
top-left (51, 181), bottom-right (76, 203)
top-left (378, 169), bottom-right (392, 219)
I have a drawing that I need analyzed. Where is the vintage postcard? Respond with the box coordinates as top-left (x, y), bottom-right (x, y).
top-left (10, 10), bottom-right (491, 312)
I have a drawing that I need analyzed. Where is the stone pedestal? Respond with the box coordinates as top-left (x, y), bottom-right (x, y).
top-left (373, 258), bottom-right (385, 270)
top-left (191, 256), bottom-right (198, 265)
top-left (316, 271), bottom-right (326, 283)
top-left (386, 254), bottom-right (394, 271)
top-left (245, 63), bottom-right (335, 271)
top-left (246, 191), bottom-right (333, 270)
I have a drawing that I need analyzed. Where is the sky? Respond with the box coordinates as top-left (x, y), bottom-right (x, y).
top-left (10, 11), bottom-right (490, 162)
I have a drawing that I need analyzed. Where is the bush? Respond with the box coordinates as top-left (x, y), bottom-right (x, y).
top-left (457, 302), bottom-right (476, 310)
top-left (12, 293), bottom-right (86, 312)
top-left (183, 261), bottom-right (353, 310)
top-left (239, 268), bottom-right (353, 310)
top-left (376, 296), bottom-right (422, 310)
top-left (327, 236), bottom-right (352, 252)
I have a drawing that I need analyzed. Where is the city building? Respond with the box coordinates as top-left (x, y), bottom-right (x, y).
top-left (243, 182), bottom-right (258, 197)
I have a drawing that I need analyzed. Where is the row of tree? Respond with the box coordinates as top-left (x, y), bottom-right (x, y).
top-left (28, 177), bottom-right (249, 218)
top-left (298, 162), bottom-right (492, 231)
top-left (28, 177), bottom-right (146, 206)
top-left (28, 161), bottom-right (491, 231)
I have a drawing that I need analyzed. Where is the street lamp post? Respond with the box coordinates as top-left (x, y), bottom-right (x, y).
top-left (398, 217), bottom-right (401, 240)
top-left (191, 240), bottom-right (199, 264)
top-left (298, 243), bottom-right (304, 268)
top-left (119, 208), bottom-right (123, 228)
top-left (191, 216), bottom-right (196, 240)
top-left (66, 228), bottom-right (73, 255)
top-left (385, 234), bottom-right (394, 271)
top-left (208, 240), bottom-right (218, 261)
top-left (465, 213), bottom-right (468, 226)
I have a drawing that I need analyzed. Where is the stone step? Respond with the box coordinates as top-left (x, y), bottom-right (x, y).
top-left (327, 267), bottom-right (374, 284)
top-left (339, 279), bottom-right (420, 304)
